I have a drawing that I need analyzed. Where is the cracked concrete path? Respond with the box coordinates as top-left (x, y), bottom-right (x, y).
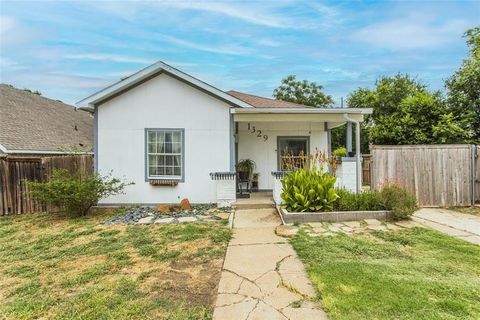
top-left (213, 208), bottom-right (328, 320)
top-left (413, 208), bottom-right (480, 245)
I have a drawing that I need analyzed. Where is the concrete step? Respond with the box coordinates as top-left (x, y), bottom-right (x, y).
top-left (233, 203), bottom-right (275, 210)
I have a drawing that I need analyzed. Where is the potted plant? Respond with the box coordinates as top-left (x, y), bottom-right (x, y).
top-left (237, 159), bottom-right (256, 180)
top-left (333, 147), bottom-right (347, 162)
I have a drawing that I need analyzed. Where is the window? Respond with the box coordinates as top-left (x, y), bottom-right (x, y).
top-left (277, 136), bottom-right (309, 171)
top-left (146, 129), bottom-right (184, 180)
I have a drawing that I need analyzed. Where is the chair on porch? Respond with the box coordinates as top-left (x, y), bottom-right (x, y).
top-left (236, 172), bottom-right (252, 198)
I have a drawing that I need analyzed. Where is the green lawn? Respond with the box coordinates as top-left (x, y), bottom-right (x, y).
top-left (0, 210), bottom-right (231, 320)
top-left (291, 227), bottom-right (480, 320)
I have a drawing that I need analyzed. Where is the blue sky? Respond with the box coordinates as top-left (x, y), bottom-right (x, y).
top-left (1, 0), bottom-right (479, 106)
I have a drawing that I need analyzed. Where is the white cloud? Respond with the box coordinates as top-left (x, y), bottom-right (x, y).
top-left (64, 53), bottom-right (154, 64)
top-left (0, 16), bottom-right (41, 48)
top-left (158, 1), bottom-right (302, 29)
top-left (353, 16), bottom-right (470, 50)
top-left (155, 34), bottom-right (252, 56)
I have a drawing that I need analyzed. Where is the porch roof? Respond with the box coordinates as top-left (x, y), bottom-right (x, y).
top-left (230, 107), bottom-right (372, 114)
top-left (231, 107), bottom-right (372, 124)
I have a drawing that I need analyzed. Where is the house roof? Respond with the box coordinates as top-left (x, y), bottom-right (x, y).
top-left (227, 90), bottom-right (314, 109)
top-left (0, 84), bottom-right (93, 154)
top-left (76, 61), bottom-right (254, 110)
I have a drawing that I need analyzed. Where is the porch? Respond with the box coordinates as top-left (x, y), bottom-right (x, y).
top-left (211, 107), bottom-right (372, 207)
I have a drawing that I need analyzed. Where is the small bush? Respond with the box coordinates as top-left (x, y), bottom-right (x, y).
top-left (281, 167), bottom-right (338, 212)
top-left (27, 169), bottom-right (132, 216)
top-left (334, 185), bottom-right (418, 220)
top-left (334, 188), bottom-right (384, 211)
top-left (333, 147), bottom-right (347, 157)
top-left (379, 184), bottom-right (418, 220)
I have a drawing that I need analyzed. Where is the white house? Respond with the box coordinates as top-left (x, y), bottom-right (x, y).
top-left (77, 61), bottom-right (372, 206)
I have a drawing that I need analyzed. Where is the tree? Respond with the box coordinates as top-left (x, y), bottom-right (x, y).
top-left (347, 74), bottom-right (470, 145)
top-left (445, 26), bottom-right (480, 143)
top-left (273, 75), bottom-right (334, 107)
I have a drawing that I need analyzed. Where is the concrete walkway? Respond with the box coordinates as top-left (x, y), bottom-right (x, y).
top-left (213, 207), bottom-right (328, 320)
top-left (413, 208), bottom-right (480, 245)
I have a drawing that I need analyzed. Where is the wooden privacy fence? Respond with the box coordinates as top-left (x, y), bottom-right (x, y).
top-left (371, 145), bottom-right (478, 207)
top-left (362, 154), bottom-right (371, 186)
top-left (0, 155), bottom-right (93, 215)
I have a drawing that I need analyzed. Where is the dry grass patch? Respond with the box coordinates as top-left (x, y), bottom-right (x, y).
top-left (450, 206), bottom-right (480, 217)
top-left (0, 209), bottom-right (231, 319)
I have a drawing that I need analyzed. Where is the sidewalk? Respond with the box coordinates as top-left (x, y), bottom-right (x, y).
top-left (413, 208), bottom-right (480, 245)
top-left (213, 208), bottom-right (328, 320)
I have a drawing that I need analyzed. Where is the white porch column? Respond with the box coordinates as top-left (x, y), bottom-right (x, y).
top-left (355, 121), bottom-right (362, 192)
top-left (346, 122), bottom-right (353, 154)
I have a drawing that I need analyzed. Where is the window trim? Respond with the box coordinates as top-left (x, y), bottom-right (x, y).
top-left (145, 128), bottom-right (185, 182)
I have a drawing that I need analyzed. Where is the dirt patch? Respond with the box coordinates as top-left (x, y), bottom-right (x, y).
top-left (143, 260), bottom-right (222, 307)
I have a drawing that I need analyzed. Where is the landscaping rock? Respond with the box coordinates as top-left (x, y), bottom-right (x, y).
top-left (275, 225), bottom-right (299, 238)
top-left (154, 217), bottom-right (175, 224)
top-left (364, 219), bottom-right (382, 226)
top-left (170, 204), bottom-right (182, 212)
top-left (178, 216), bottom-right (197, 223)
top-left (138, 216), bottom-right (154, 224)
top-left (180, 198), bottom-right (192, 210)
top-left (215, 212), bottom-right (230, 220)
top-left (157, 204), bottom-right (170, 213)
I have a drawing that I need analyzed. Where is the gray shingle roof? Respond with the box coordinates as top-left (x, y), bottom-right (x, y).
top-left (0, 84), bottom-right (93, 152)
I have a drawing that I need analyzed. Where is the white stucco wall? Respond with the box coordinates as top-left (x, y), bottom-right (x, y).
top-left (96, 73), bottom-right (231, 204)
top-left (237, 121), bottom-right (328, 190)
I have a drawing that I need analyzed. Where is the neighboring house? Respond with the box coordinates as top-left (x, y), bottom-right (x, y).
top-left (77, 61), bottom-right (371, 206)
top-left (0, 84), bottom-right (93, 155)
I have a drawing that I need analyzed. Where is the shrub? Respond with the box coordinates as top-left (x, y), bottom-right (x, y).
top-left (281, 167), bottom-right (338, 212)
top-left (27, 169), bottom-right (132, 216)
top-left (334, 185), bottom-right (418, 220)
top-left (334, 188), bottom-right (384, 211)
top-left (333, 147), bottom-right (347, 158)
top-left (379, 184), bottom-right (418, 220)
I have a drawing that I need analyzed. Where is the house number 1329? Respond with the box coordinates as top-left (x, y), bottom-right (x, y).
top-left (248, 123), bottom-right (268, 141)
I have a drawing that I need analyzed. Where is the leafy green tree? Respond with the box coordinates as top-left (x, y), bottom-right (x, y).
top-left (273, 75), bottom-right (334, 107)
top-left (445, 26), bottom-right (480, 143)
top-left (347, 74), bottom-right (470, 145)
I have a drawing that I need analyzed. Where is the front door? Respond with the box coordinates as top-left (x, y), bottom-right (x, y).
top-left (277, 136), bottom-right (310, 171)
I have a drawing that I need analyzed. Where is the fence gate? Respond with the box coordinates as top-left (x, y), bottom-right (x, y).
top-left (371, 145), bottom-right (477, 207)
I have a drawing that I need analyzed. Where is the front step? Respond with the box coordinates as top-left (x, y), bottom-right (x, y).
top-left (233, 203), bottom-right (275, 210)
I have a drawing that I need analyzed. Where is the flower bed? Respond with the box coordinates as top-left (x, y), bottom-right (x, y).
top-left (278, 206), bottom-right (392, 224)
top-left (279, 168), bottom-right (418, 223)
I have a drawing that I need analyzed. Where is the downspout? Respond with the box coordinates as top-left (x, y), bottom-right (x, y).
top-left (343, 114), bottom-right (361, 193)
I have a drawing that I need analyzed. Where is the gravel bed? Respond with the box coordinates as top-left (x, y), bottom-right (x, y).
top-left (101, 204), bottom-right (232, 225)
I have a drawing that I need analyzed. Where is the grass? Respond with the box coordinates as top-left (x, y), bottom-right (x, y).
top-left (291, 227), bottom-right (480, 320)
top-left (449, 206), bottom-right (480, 217)
top-left (0, 209), bottom-right (232, 319)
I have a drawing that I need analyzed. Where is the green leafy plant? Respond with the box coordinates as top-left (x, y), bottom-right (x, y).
top-left (333, 185), bottom-right (417, 219)
top-left (27, 169), bottom-right (133, 216)
top-left (333, 147), bottom-right (347, 158)
top-left (334, 188), bottom-right (384, 211)
top-left (281, 167), bottom-right (338, 212)
top-left (236, 159), bottom-right (256, 178)
top-left (379, 184), bottom-right (418, 220)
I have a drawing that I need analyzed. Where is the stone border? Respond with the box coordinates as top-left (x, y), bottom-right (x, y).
top-left (277, 206), bottom-right (392, 224)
